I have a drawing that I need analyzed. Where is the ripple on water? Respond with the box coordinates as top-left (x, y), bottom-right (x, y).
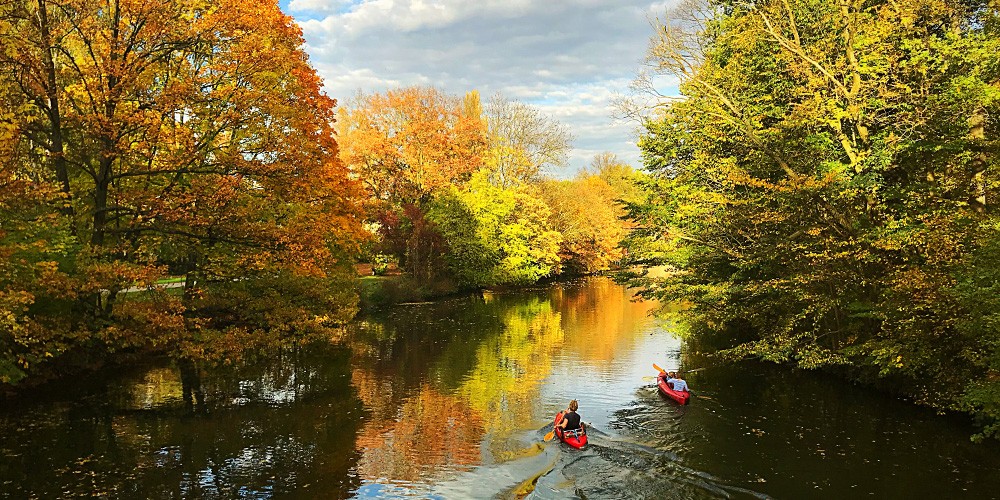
top-left (526, 435), bottom-right (770, 500)
top-left (608, 388), bottom-right (698, 453)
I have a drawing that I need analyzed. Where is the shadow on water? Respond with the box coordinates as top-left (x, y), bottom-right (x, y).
top-left (619, 363), bottom-right (1000, 500)
top-left (0, 344), bottom-right (368, 499)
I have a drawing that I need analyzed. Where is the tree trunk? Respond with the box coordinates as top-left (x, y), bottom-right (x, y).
top-left (969, 106), bottom-right (987, 212)
top-left (91, 161), bottom-right (111, 246)
top-left (35, 0), bottom-right (74, 221)
top-left (92, 0), bottom-right (122, 247)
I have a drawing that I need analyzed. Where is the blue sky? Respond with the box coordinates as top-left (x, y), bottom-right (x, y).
top-left (276, 0), bottom-right (681, 175)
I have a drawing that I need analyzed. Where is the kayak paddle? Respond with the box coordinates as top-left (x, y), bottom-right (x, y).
top-left (653, 363), bottom-right (665, 374)
top-left (543, 430), bottom-right (555, 442)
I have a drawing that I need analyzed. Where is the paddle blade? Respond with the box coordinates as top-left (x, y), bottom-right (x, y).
top-left (653, 363), bottom-right (664, 374)
top-left (544, 430), bottom-right (555, 442)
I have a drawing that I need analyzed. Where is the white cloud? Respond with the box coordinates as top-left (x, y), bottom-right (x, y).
top-left (283, 0), bottom-right (685, 171)
top-left (288, 0), bottom-right (353, 13)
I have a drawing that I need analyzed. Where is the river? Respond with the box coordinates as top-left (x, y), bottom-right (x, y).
top-left (2, 277), bottom-right (999, 498)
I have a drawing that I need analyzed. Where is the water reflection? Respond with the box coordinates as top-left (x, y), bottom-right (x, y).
top-left (126, 367), bottom-right (185, 409)
top-left (338, 278), bottom-right (675, 497)
top-left (345, 296), bottom-right (568, 487)
top-left (351, 375), bottom-right (484, 484)
top-left (549, 278), bottom-right (659, 364)
top-left (0, 345), bottom-right (365, 498)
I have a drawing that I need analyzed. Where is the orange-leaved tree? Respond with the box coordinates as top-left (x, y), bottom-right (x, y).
top-left (0, 0), bottom-right (363, 384)
top-left (337, 86), bottom-right (487, 279)
top-left (540, 153), bottom-right (642, 274)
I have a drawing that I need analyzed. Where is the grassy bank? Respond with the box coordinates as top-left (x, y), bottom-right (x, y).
top-left (356, 274), bottom-right (465, 311)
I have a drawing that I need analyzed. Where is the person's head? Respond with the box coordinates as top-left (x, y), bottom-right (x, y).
top-left (568, 400), bottom-right (579, 412)
top-left (675, 371), bottom-right (684, 380)
top-left (669, 371), bottom-right (677, 378)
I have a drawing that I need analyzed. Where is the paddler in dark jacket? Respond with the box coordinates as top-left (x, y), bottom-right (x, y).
top-left (556, 400), bottom-right (584, 432)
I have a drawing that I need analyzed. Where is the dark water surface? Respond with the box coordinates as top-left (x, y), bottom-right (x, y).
top-left (2, 277), bottom-right (999, 499)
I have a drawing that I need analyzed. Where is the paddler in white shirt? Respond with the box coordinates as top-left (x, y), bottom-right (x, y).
top-left (667, 371), bottom-right (689, 392)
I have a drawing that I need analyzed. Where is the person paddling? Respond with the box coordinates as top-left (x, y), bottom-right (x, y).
top-left (667, 371), bottom-right (689, 392)
top-left (556, 399), bottom-right (584, 433)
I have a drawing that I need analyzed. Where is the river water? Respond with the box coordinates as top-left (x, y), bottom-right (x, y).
top-left (2, 277), bottom-right (999, 499)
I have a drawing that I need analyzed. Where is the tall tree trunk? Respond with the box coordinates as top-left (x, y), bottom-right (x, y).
top-left (35, 0), bottom-right (74, 221)
top-left (969, 106), bottom-right (987, 212)
top-left (91, 0), bottom-right (121, 247)
top-left (91, 157), bottom-right (112, 246)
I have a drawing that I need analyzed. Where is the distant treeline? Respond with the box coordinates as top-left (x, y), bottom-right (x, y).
top-left (337, 88), bottom-right (642, 292)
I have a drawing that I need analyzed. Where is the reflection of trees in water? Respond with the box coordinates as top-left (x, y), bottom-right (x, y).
top-left (352, 375), bottom-right (484, 483)
top-left (178, 358), bottom-right (205, 412)
top-left (550, 277), bottom-right (660, 363)
top-left (123, 366), bottom-right (185, 409)
top-left (346, 297), bottom-right (502, 484)
top-left (458, 298), bottom-right (564, 443)
top-left (343, 278), bottom-right (666, 486)
top-left (2, 277), bottom-right (669, 497)
top-left (0, 343), bottom-right (366, 498)
top-left (346, 294), bottom-right (569, 481)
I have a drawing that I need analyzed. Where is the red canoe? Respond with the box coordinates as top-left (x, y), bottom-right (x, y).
top-left (657, 374), bottom-right (691, 405)
top-left (554, 411), bottom-right (588, 449)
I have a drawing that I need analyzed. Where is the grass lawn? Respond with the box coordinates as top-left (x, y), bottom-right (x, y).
top-left (155, 276), bottom-right (187, 284)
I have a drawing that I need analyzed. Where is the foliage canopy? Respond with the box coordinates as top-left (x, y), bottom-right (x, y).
top-left (625, 0), bottom-right (1000, 437)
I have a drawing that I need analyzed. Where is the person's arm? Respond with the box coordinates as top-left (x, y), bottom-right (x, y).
top-left (556, 415), bottom-right (566, 429)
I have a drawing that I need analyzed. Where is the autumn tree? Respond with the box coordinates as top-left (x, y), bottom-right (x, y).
top-left (625, 0), bottom-right (1000, 435)
top-left (338, 86), bottom-right (486, 205)
top-left (0, 0), bottom-right (363, 385)
top-left (337, 86), bottom-right (487, 279)
top-left (427, 172), bottom-right (561, 287)
top-left (540, 153), bottom-right (642, 274)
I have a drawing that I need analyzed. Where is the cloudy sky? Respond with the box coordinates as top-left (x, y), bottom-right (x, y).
top-left (276, 0), bottom-right (682, 175)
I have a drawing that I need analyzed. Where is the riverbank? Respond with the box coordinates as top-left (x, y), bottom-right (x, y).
top-left (354, 268), bottom-right (607, 311)
top-left (2, 270), bottom-right (591, 399)
top-left (356, 274), bottom-right (463, 311)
